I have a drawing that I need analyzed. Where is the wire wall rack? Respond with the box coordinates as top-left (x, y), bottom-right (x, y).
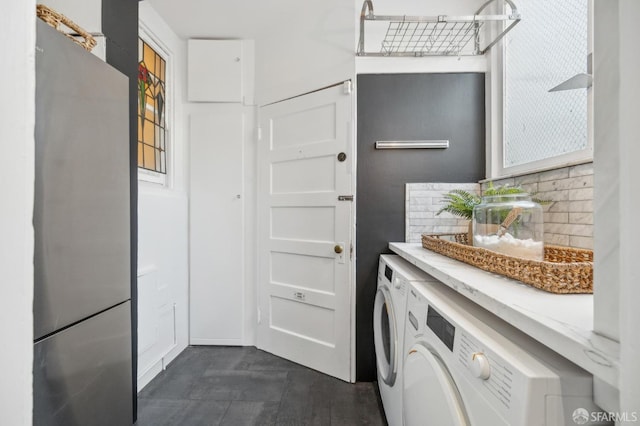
top-left (357, 0), bottom-right (521, 57)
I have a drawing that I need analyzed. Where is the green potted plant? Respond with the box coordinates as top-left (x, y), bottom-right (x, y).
top-left (436, 183), bottom-right (550, 243)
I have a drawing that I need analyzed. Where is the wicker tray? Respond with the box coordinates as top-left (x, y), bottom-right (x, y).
top-left (421, 233), bottom-right (593, 294)
top-left (37, 4), bottom-right (96, 51)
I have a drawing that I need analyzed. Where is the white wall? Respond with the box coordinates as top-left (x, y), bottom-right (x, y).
top-left (0, 1), bottom-right (35, 424)
top-left (137, 188), bottom-right (189, 388)
top-left (254, 0), bottom-right (355, 105)
top-left (141, 4), bottom-right (259, 358)
top-left (617, 0), bottom-right (640, 414)
top-left (593, 0), bottom-right (620, 343)
top-left (354, 0), bottom-right (488, 74)
top-left (137, 2), bottom-right (190, 390)
top-left (592, 0), bottom-right (640, 413)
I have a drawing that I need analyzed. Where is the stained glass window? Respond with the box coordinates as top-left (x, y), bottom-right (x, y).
top-left (138, 38), bottom-right (166, 174)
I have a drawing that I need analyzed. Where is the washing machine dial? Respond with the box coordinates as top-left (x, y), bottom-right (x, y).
top-left (471, 352), bottom-right (491, 380)
top-left (393, 277), bottom-right (402, 289)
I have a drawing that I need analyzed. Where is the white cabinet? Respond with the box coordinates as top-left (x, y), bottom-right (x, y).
top-left (188, 39), bottom-right (243, 102)
top-left (189, 111), bottom-right (244, 344)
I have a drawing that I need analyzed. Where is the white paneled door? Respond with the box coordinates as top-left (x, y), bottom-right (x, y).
top-left (190, 112), bottom-right (245, 345)
top-left (257, 82), bottom-right (353, 382)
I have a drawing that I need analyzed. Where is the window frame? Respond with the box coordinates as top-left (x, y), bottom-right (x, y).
top-left (488, 0), bottom-right (594, 179)
top-left (137, 22), bottom-right (173, 187)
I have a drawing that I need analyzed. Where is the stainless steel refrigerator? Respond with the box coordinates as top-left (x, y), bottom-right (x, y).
top-left (33, 20), bottom-right (133, 425)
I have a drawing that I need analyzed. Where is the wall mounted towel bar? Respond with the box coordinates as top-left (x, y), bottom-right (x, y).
top-left (375, 140), bottom-right (450, 149)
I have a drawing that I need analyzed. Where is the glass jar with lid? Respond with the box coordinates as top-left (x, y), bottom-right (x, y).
top-left (472, 193), bottom-right (544, 261)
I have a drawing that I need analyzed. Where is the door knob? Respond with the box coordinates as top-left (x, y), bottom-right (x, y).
top-left (334, 245), bottom-right (343, 254)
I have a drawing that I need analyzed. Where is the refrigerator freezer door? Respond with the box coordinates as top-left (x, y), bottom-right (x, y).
top-left (34, 302), bottom-right (132, 426)
top-left (34, 20), bottom-right (130, 339)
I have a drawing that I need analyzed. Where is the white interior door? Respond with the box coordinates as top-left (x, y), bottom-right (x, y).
top-left (257, 82), bottom-right (353, 381)
top-left (190, 112), bottom-right (244, 345)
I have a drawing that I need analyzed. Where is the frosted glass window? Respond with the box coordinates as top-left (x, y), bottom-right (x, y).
top-left (504, 0), bottom-right (588, 168)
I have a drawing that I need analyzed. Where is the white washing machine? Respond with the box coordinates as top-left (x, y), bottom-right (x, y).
top-left (403, 280), bottom-right (606, 426)
top-left (374, 255), bottom-right (439, 426)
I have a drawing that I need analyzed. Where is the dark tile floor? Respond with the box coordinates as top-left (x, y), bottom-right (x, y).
top-left (137, 346), bottom-right (388, 426)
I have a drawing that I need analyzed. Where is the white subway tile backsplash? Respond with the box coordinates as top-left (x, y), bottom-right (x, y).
top-left (546, 223), bottom-right (593, 237)
top-left (433, 225), bottom-right (467, 234)
top-left (514, 174), bottom-right (540, 185)
top-left (538, 168), bottom-right (570, 182)
top-left (569, 235), bottom-right (593, 249)
top-left (409, 183), bottom-right (430, 190)
top-left (568, 187), bottom-right (594, 201)
top-left (434, 218), bottom-right (465, 226)
top-left (569, 163), bottom-right (594, 178)
top-left (432, 182), bottom-right (476, 191)
top-left (544, 223), bottom-right (566, 234)
top-left (549, 201), bottom-right (571, 212)
top-left (539, 179), bottom-right (573, 192)
top-left (409, 197), bottom-right (431, 206)
top-left (408, 211), bottom-right (435, 219)
top-left (538, 176), bottom-right (593, 192)
top-left (483, 177), bottom-right (515, 188)
top-left (544, 233), bottom-right (570, 246)
top-left (568, 174), bottom-right (593, 188)
top-left (405, 182), bottom-right (479, 243)
top-left (409, 190), bottom-right (433, 198)
top-left (519, 183), bottom-right (539, 195)
top-left (539, 189), bottom-right (569, 202)
top-left (406, 163), bottom-right (593, 249)
top-left (569, 200), bottom-right (593, 212)
top-left (569, 212), bottom-right (593, 224)
top-left (571, 224), bottom-right (595, 237)
top-left (544, 212), bottom-right (569, 223)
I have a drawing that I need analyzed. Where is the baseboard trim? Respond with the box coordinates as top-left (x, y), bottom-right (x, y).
top-left (189, 338), bottom-right (244, 346)
top-left (137, 360), bottom-right (163, 392)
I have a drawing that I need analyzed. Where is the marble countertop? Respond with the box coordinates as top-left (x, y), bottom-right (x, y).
top-left (389, 242), bottom-right (620, 387)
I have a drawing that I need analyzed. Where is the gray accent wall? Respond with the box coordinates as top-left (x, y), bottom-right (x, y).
top-left (356, 73), bottom-right (486, 381)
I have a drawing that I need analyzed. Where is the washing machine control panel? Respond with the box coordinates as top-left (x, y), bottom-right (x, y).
top-left (426, 305), bottom-right (455, 352)
top-left (380, 260), bottom-right (408, 296)
top-left (384, 264), bottom-right (393, 282)
top-left (458, 331), bottom-right (514, 409)
top-left (470, 352), bottom-right (491, 380)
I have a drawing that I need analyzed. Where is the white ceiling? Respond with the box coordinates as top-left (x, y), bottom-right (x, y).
top-left (145, 0), bottom-right (309, 39)
top-left (144, 0), bottom-right (487, 40)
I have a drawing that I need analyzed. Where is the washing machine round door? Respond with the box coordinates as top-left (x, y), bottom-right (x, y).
top-left (373, 286), bottom-right (397, 386)
top-left (403, 343), bottom-right (469, 426)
